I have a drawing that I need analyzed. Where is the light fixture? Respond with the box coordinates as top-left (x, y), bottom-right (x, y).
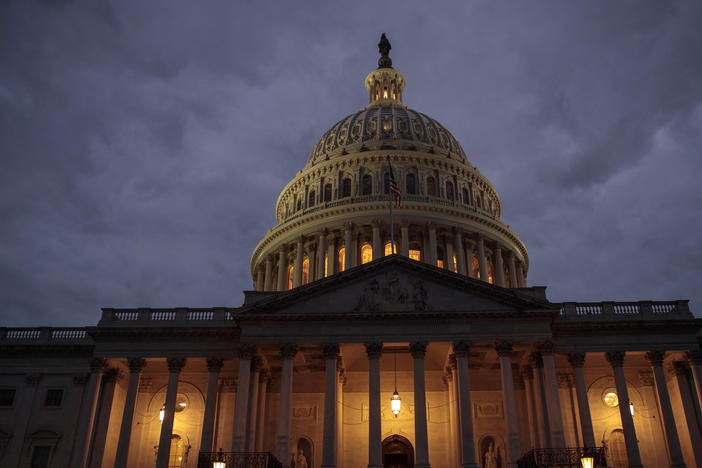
top-left (580, 446), bottom-right (594, 468)
top-left (212, 448), bottom-right (226, 468)
top-left (629, 402), bottom-right (634, 416)
top-left (391, 351), bottom-right (401, 417)
top-left (159, 404), bottom-right (165, 423)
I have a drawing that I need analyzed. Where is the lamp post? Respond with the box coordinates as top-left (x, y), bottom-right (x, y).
top-left (580, 445), bottom-right (594, 468)
top-left (212, 448), bottom-right (226, 468)
top-left (390, 351), bottom-right (401, 417)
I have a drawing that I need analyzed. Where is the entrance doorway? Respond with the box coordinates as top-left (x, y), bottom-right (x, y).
top-left (382, 435), bottom-right (414, 468)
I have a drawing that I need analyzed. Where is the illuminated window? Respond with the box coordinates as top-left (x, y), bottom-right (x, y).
top-left (409, 249), bottom-right (421, 261)
top-left (603, 391), bottom-right (619, 407)
top-left (446, 181), bottom-right (454, 200)
top-left (472, 256), bottom-right (480, 279)
top-left (342, 178), bottom-right (352, 198)
top-left (406, 174), bottom-right (416, 194)
top-left (437, 247), bottom-right (445, 269)
top-left (362, 174), bottom-right (372, 195)
top-left (324, 183), bottom-right (332, 202)
top-left (383, 87), bottom-right (388, 99)
top-left (308, 191), bottom-right (315, 208)
top-left (168, 434), bottom-right (184, 468)
top-left (324, 253), bottom-right (328, 277)
top-left (384, 241), bottom-right (397, 256)
top-left (337, 247), bottom-right (345, 272)
top-left (453, 252), bottom-right (458, 273)
top-left (462, 188), bottom-right (469, 204)
top-left (287, 265), bottom-right (294, 290)
top-left (302, 257), bottom-right (309, 285)
top-left (487, 263), bottom-right (494, 284)
top-left (361, 243), bottom-right (373, 264)
top-left (426, 176), bottom-right (436, 196)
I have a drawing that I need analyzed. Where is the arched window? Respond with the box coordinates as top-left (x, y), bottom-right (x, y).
top-left (406, 174), bottom-right (416, 194)
top-left (462, 188), bottom-right (469, 205)
top-left (308, 191), bottom-right (316, 208)
top-left (383, 172), bottom-right (390, 194)
top-left (296, 199), bottom-right (302, 211)
top-left (409, 246), bottom-right (421, 261)
top-left (169, 434), bottom-right (185, 468)
top-left (337, 246), bottom-right (345, 272)
top-left (324, 253), bottom-right (328, 277)
top-left (472, 256), bottom-right (480, 279)
top-left (287, 265), bottom-right (294, 290)
top-left (302, 257), bottom-right (309, 285)
top-left (487, 263), bottom-right (494, 284)
top-left (446, 181), bottom-right (454, 200)
top-left (453, 252), bottom-right (458, 273)
top-left (384, 241), bottom-right (397, 256)
top-left (362, 174), bottom-right (373, 195)
top-left (324, 183), bottom-right (332, 202)
top-left (437, 247), bottom-right (445, 269)
top-left (342, 178), bottom-right (352, 198)
top-left (608, 429), bottom-right (627, 468)
top-left (361, 243), bottom-right (373, 264)
top-left (426, 176), bottom-right (436, 196)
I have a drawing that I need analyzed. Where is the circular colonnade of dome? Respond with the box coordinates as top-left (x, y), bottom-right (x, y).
top-left (250, 36), bottom-right (528, 292)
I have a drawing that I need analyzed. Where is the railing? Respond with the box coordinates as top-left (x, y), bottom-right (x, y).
top-left (557, 300), bottom-right (691, 321)
top-left (517, 447), bottom-right (606, 468)
top-left (198, 451), bottom-right (282, 468)
top-left (101, 308), bottom-right (237, 325)
top-left (1, 327), bottom-right (90, 344)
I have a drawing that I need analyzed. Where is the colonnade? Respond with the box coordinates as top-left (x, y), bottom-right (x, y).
top-left (255, 222), bottom-right (528, 291)
top-left (78, 345), bottom-right (702, 468)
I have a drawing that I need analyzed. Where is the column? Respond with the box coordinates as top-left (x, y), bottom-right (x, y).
top-left (672, 361), bottom-right (702, 465)
top-left (518, 264), bottom-right (526, 287)
top-left (495, 341), bottom-right (520, 468)
top-left (400, 219), bottom-right (409, 257)
top-left (540, 342), bottom-right (566, 448)
top-left (293, 237), bottom-right (304, 287)
top-left (410, 342), bottom-right (431, 468)
top-left (528, 353), bottom-right (550, 448)
top-left (232, 345), bottom-right (254, 452)
top-left (494, 246), bottom-right (505, 287)
top-left (327, 233), bottom-right (336, 275)
top-left (465, 246), bottom-right (475, 278)
top-left (89, 368), bottom-right (122, 468)
top-left (521, 366), bottom-right (540, 449)
top-left (446, 238), bottom-right (456, 272)
top-left (365, 342), bottom-right (383, 468)
top-left (156, 358), bottom-right (186, 468)
top-left (255, 370), bottom-right (270, 452)
top-left (454, 228), bottom-right (466, 275)
top-left (686, 350), bottom-right (702, 413)
top-left (318, 229), bottom-right (328, 280)
top-left (507, 252), bottom-right (518, 288)
top-left (322, 344), bottom-right (340, 468)
top-left (445, 366), bottom-right (457, 467)
top-left (114, 358), bottom-right (146, 468)
top-left (70, 358), bottom-right (107, 468)
top-left (372, 220), bottom-right (382, 260)
top-left (605, 351), bottom-right (643, 468)
top-left (245, 357), bottom-right (262, 451)
top-left (476, 235), bottom-right (488, 282)
top-left (645, 352), bottom-right (686, 467)
top-left (344, 223), bottom-right (354, 268)
top-left (256, 268), bottom-right (265, 290)
top-left (277, 246), bottom-right (288, 291)
top-left (277, 344), bottom-right (297, 467)
top-left (567, 353), bottom-right (596, 449)
top-left (200, 358), bottom-right (224, 454)
top-left (308, 242), bottom-right (316, 282)
top-left (264, 257), bottom-right (273, 291)
top-left (449, 356), bottom-right (463, 467)
top-left (453, 342), bottom-right (478, 468)
top-left (337, 358), bottom-right (346, 468)
top-left (4, 374), bottom-right (42, 468)
top-left (428, 223), bottom-right (437, 266)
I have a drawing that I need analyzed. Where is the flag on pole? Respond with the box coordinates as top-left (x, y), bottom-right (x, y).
top-left (387, 158), bottom-right (401, 207)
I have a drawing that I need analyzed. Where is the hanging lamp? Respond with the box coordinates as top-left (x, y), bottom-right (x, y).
top-left (391, 351), bottom-right (401, 417)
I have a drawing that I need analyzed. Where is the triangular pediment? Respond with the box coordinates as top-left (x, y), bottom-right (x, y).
top-left (240, 255), bottom-right (555, 319)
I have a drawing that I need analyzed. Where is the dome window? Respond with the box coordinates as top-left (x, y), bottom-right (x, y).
top-left (426, 177), bottom-right (436, 197)
top-left (384, 241), bottom-right (397, 256)
top-left (406, 174), bottom-right (416, 195)
top-left (446, 181), bottom-right (454, 201)
top-left (437, 247), bottom-right (445, 269)
top-left (462, 188), bottom-right (469, 205)
top-left (302, 257), bottom-right (310, 285)
top-left (337, 246), bottom-right (346, 272)
top-left (362, 174), bottom-right (373, 195)
top-left (472, 256), bottom-right (480, 279)
top-left (409, 248), bottom-right (421, 261)
top-left (287, 265), bottom-right (294, 290)
top-left (342, 178), bottom-right (352, 198)
top-left (324, 183), bottom-right (333, 202)
top-left (361, 243), bottom-right (373, 264)
top-left (308, 191), bottom-right (316, 208)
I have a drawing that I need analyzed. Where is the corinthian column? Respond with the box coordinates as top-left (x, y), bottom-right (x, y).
top-left (293, 237), bottom-right (304, 287)
top-left (114, 357), bottom-right (146, 468)
top-left (318, 229), bottom-right (328, 280)
top-left (365, 342), bottom-right (383, 468)
top-left (427, 223), bottom-right (437, 266)
top-left (454, 228), bottom-right (465, 275)
top-left (605, 351), bottom-right (642, 468)
top-left (344, 223), bottom-right (354, 268)
top-left (277, 344), bottom-right (297, 467)
top-left (494, 246), bottom-right (505, 287)
top-left (277, 246), bottom-right (288, 291)
top-left (496, 341), bottom-right (520, 468)
top-left (70, 358), bottom-right (107, 468)
top-left (200, 357), bottom-right (224, 454)
top-left (400, 219), bottom-right (409, 257)
top-left (232, 346), bottom-right (255, 451)
top-left (686, 350), bottom-right (702, 412)
top-left (476, 235), bottom-right (488, 282)
top-left (410, 342), bottom-right (431, 468)
top-left (453, 342), bottom-right (478, 468)
top-left (528, 353), bottom-right (550, 448)
top-left (521, 366), bottom-right (540, 449)
top-left (672, 361), bottom-right (702, 465)
top-left (264, 256), bottom-right (273, 291)
top-left (322, 344), bottom-right (340, 468)
top-left (156, 358), bottom-right (186, 468)
top-left (567, 353), bottom-right (595, 449)
top-left (507, 252), bottom-right (518, 288)
top-left (372, 220), bottom-right (382, 260)
top-left (540, 342), bottom-right (565, 448)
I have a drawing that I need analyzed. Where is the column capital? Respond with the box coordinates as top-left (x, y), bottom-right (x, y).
top-left (90, 357), bottom-right (108, 373)
top-left (567, 352), bottom-right (586, 368)
top-left (323, 343), bottom-right (340, 359)
top-left (365, 342), bottom-right (383, 359)
top-left (127, 357), bottom-right (147, 373)
top-left (280, 343), bottom-right (298, 359)
top-left (521, 365), bottom-right (534, 380)
top-left (320, 227), bottom-right (329, 237)
top-left (444, 367), bottom-right (454, 381)
top-left (452, 340), bottom-right (470, 358)
top-left (538, 340), bottom-right (555, 355)
top-left (167, 357), bottom-right (186, 373)
top-left (645, 350), bottom-right (665, 367)
top-left (528, 352), bottom-right (543, 368)
top-left (557, 372), bottom-right (573, 389)
top-left (73, 373), bottom-right (90, 385)
top-left (344, 221), bottom-right (355, 231)
top-left (371, 218), bottom-right (382, 228)
top-left (25, 373), bottom-right (42, 385)
top-left (427, 221), bottom-right (437, 231)
top-left (400, 218), bottom-right (409, 228)
top-left (605, 351), bottom-right (626, 368)
top-left (672, 360), bottom-right (690, 376)
top-left (251, 355), bottom-right (264, 372)
top-left (495, 340), bottom-right (513, 357)
top-left (259, 369), bottom-right (272, 384)
top-left (410, 342), bottom-right (427, 358)
top-left (448, 353), bottom-right (457, 369)
top-left (686, 350), bottom-right (702, 366)
top-left (336, 355), bottom-right (345, 372)
top-left (206, 357), bottom-right (225, 372)
top-left (102, 367), bottom-right (124, 383)
top-left (238, 344), bottom-right (257, 359)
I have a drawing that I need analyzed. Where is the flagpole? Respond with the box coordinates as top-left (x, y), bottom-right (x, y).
top-left (387, 157), bottom-right (395, 255)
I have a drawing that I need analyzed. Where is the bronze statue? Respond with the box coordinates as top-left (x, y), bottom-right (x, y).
top-left (377, 33), bottom-right (392, 68)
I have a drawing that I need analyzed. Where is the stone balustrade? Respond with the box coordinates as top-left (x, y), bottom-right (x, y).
top-left (558, 300), bottom-right (690, 321)
top-left (99, 307), bottom-right (236, 325)
top-left (0, 326), bottom-right (91, 344)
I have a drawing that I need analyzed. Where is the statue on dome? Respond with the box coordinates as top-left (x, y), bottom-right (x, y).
top-left (377, 33), bottom-right (392, 68)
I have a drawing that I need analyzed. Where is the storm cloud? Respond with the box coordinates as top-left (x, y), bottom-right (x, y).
top-left (1, 1), bottom-right (701, 326)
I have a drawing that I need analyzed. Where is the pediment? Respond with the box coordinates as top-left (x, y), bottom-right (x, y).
top-left (240, 255), bottom-right (554, 319)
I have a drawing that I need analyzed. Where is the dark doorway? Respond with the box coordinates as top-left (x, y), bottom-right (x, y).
top-left (382, 434), bottom-right (414, 468)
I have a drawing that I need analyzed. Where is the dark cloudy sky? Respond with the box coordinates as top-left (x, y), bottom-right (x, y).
top-left (1, 1), bottom-right (701, 327)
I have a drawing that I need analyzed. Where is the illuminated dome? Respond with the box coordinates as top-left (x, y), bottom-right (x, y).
top-left (250, 34), bottom-right (529, 292)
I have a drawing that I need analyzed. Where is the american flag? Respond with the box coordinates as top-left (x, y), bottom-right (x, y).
top-left (387, 159), bottom-right (401, 207)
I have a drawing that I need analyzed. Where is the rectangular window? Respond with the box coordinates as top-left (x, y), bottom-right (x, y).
top-left (30, 446), bottom-right (52, 468)
top-left (0, 388), bottom-right (16, 406)
top-left (44, 389), bottom-right (63, 407)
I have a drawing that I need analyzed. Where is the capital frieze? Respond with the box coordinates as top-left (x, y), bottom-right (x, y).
top-left (206, 357), bottom-right (225, 372)
top-left (686, 350), bottom-right (702, 366)
top-left (400, 218), bottom-right (409, 228)
top-left (557, 372), bottom-right (573, 388)
top-left (90, 357), bottom-right (108, 373)
top-left (343, 222), bottom-right (355, 231)
top-left (521, 365), bottom-right (534, 380)
top-left (448, 353), bottom-right (457, 369)
top-left (259, 369), bottom-right (272, 384)
top-left (365, 342), bottom-right (383, 359)
top-left (167, 357), bottom-right (186, 373)
top-left (672, 361), bottom-right (690, 377)
top-left (645, 350), bottom-right (665, 367)
top-left (445, 367), bottom-right (453, 381)
top-left (638, 370), bottom-right (654, 386)
top-left (528, 352), bottom-right (544, 368)
top-left (495, 340), bottom-right (513, 357)
top-left (538, 340), bottom-right (555, 356)
top-left (567, 352), bottom-right (586, 368)
top-left (102, 367), bottom-right (124, 383)
top-left (410, 342), bottom-right (427, 358)
top-left (605, 351), bottom-right (625, 368)
top-left (280, 343), bottom-right (298, 360)
top-left (238, 344), bottom-right (257, 360)
top-left (371, 219), bottom-right (382, 228)
top-left (323, 343), bottom-right (340, 359)
top-left (251, 355), bottom-right (264, 372)
top-left (452, 341), bottom-right (470, 358)
top-left (127, 357), bottom-right (147, 373)
top-left (73, 373), bottom-right (90, 386)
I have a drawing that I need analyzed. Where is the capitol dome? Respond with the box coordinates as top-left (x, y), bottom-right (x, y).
top-left (250, 35), bottom-right (528, 291)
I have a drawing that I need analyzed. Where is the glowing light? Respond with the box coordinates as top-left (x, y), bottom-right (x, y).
top-left (603, 391), bottom-right (618, 407)
top-left (580, 456), bottom-right (594, 468)
top-left (213, 448), bottom-right (226, 468)
top-left (159, 405), bottom-right (165, 423)
top-left (178, 402), bottom-right (187, 407)
top-left (391, 390), bottom-right (401, 417)
top-left (629, 402), bottom-right (634, 416)
top-left (409, 249), bottom-right (421, 261)
top-left (383, 89), bottom-right (388, 99)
